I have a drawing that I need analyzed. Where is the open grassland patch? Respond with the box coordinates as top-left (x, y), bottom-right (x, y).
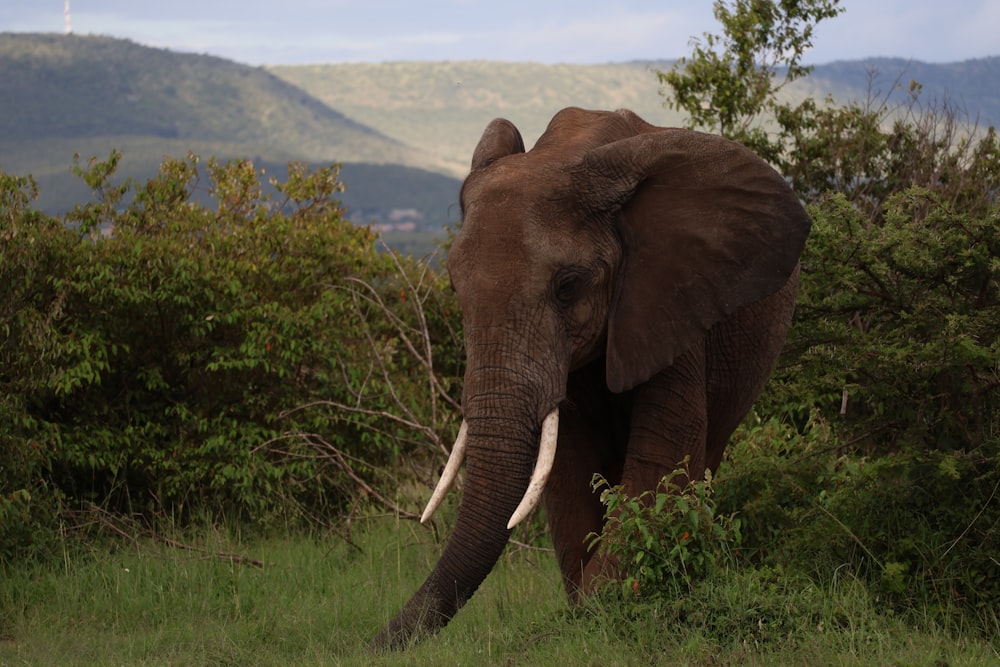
top-left (1, 519), bottom-right (997, 666)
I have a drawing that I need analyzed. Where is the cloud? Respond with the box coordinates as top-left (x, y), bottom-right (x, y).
top-left (2, 0), bottom-right (995, 65)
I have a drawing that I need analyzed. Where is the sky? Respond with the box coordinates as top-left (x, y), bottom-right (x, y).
top-left (1, 1), bottom-right (997, 66)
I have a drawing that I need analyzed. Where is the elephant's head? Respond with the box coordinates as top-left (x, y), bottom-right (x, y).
top-left (372, 107), bottom-right (811, 650)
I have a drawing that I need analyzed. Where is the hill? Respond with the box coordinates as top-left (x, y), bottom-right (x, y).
top-left (269, 61), bottom-right (679, 177)
top-left (2, 33), bottom-right (996, 248)
top-left (0, 33), bottom-right (460, 238)
top-left (271, 57), bottom-right (1000, 178)
top-left (0, 33), bottom-right (423, 165)
top-left (808, 57), bottom-right (1000, 125)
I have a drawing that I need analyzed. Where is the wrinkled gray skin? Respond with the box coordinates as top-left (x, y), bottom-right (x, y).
top-left (372, 107), bottom-right (811, 650)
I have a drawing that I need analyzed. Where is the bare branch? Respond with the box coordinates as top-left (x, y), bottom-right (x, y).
top-left (294, 432), bottom-right (422, 522)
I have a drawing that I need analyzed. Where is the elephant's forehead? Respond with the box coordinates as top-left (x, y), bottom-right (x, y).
top-left (463, 178), bottom-right (542, 216)
top-left (462, 157), bottom-right (573, 211)
top-left (453, 202), bottom-right (542, 268)
top-left (452, 161), bottom-right (589, 281)
top-left (451, 200), bottom-right (572, 284)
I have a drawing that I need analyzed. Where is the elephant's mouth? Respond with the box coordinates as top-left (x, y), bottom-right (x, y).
top-left (420, 407), bottom-right (560, 529)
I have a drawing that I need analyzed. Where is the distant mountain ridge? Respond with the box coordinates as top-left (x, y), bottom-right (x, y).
top-left (0, 33), bottom-right (423, 164)
top-left (271, 56), bottom-right (1000, 178)
top-left (2, 33), bottom-right (997, 245)
top-left (0, 33), bottom-right (458, 234)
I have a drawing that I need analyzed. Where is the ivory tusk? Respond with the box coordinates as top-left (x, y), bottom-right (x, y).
top-left (420, 421), bottom-right (469, 524)
top-left (507, 408), bottom-right (559, 530)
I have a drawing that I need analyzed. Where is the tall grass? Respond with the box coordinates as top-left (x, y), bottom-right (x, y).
top-left (1, 517), bottom-right (997, 666)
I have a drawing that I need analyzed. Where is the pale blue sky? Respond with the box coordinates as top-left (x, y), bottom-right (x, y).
top-left (2, 1), bottom-right (996, 65)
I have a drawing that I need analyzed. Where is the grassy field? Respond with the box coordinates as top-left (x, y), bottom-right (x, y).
top-left (2, 515), bottom-right (997, 666)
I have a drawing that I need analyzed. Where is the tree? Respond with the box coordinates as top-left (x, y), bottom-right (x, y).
top-left (659, 0), bottom-right (843, 163)
top-left (653, 1), bottom-right (1000, 623)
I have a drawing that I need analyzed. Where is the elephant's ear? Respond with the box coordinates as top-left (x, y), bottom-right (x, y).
top-left (471, 118), bottom-right (525, 171)
top-left (581, 129), bottom-right (811, 393)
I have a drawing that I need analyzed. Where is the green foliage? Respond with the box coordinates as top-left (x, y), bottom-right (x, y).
top-left (777, 96), bottom-right (1000, 218)
top-left (715, 415), bottom-right (1000, 636)
top-left (588, 468), bottom-right (743, 599)
top-left (1, 172), bottom-right (73, 563)
top-left (772, 188), bottom-right (1000, 452)
top-left (0, 152), bottom-right (462, 564)
top-left (588, 415), bottom-right (999, 640)
top-left (760, 101), bottom-right (1000, 453)
top-left (659, 0), bottom-right (844, 161)
top-left (660, 10), bottom-right (999, 639)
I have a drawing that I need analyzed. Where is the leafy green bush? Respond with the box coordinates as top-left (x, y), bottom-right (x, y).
top-left (776, 98), bottom-right (1000, 218)
top-left (589, 468), bottom-right (743, 600)
top-left (593, 413), bottom-right (998, 638)
top-left (0, 152), bottom-right (462, 563)
top-left (714, 415), bottom-right (1000, 637)
top-left (769, 187), bottom-right (1000, 454)
top-left (1, 172), bottom-right (73, 563)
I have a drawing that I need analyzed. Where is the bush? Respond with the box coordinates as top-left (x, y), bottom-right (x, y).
top-left (769, 187), bottom-right (1000, 453)
top-left (1, 172), bottom-right (73, 563)
top-left (0, 152), bottom-right (462, 564)
top-left (589, 468), bottom-right (743, 600)
top-left (715, 415), bottom-right (1000, 637)
top-left (770, 94), bottom-right (1000, 457)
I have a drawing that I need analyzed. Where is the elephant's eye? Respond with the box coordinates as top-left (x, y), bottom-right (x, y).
top-left (552, 269), bottom-right (584, 306)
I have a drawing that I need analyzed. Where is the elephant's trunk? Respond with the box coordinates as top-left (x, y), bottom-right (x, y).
top-left (371, 408), bottom-right (543, 651)
top-left (422, 411), bottom-right (558, 529)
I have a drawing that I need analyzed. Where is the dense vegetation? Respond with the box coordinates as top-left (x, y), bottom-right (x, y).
top-left (1, 153), bottom-right (463, 565)
top-left (2, 0), bottom-right (999, 660)
top-left (614, 0), bottom-right (1000, 636)
top-left (271, 56), bottom-right (1000, 180)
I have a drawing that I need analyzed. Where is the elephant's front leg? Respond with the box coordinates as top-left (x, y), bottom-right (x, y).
top-left (580, 341), bottom-right (709, 589)
top-left (543, 362), bottom-right (628, 600)
top-left (621, 339), bottom-right (710, 490)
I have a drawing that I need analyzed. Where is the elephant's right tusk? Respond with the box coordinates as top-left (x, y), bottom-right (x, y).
top-left (507, 408), bottom-right (559, 530)
top-left (420, 421), bottom-right (469, 524)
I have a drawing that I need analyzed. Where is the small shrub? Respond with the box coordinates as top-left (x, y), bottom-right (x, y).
top-left (588, 467), bottom-right (743, 599)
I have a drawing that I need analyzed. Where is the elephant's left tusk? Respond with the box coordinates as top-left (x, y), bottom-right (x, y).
top-left (420, 421), bottom-right (469, 524)
top-left (507, 408), bottom-right (559, 530)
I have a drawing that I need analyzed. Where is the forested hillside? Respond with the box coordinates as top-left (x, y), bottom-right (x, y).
top-left (0, 33), bottom-right (458, 238)
top-left (0, 33), bottom-right (418, 161)
top-left (271, 56), bottom-right (1000, 178)
top-left (3, 32), bottom-right (996, 238)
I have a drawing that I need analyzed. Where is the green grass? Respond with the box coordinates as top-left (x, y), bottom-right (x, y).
top-left (1, 518), bottom-right (997, 666)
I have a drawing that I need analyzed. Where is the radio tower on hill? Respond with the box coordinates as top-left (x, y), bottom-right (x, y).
top-left (65, 1), bottom-right (73, 35)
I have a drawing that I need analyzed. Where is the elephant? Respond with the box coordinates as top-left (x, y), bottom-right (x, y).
top-left (372, 107), bottom-right (811, 650)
